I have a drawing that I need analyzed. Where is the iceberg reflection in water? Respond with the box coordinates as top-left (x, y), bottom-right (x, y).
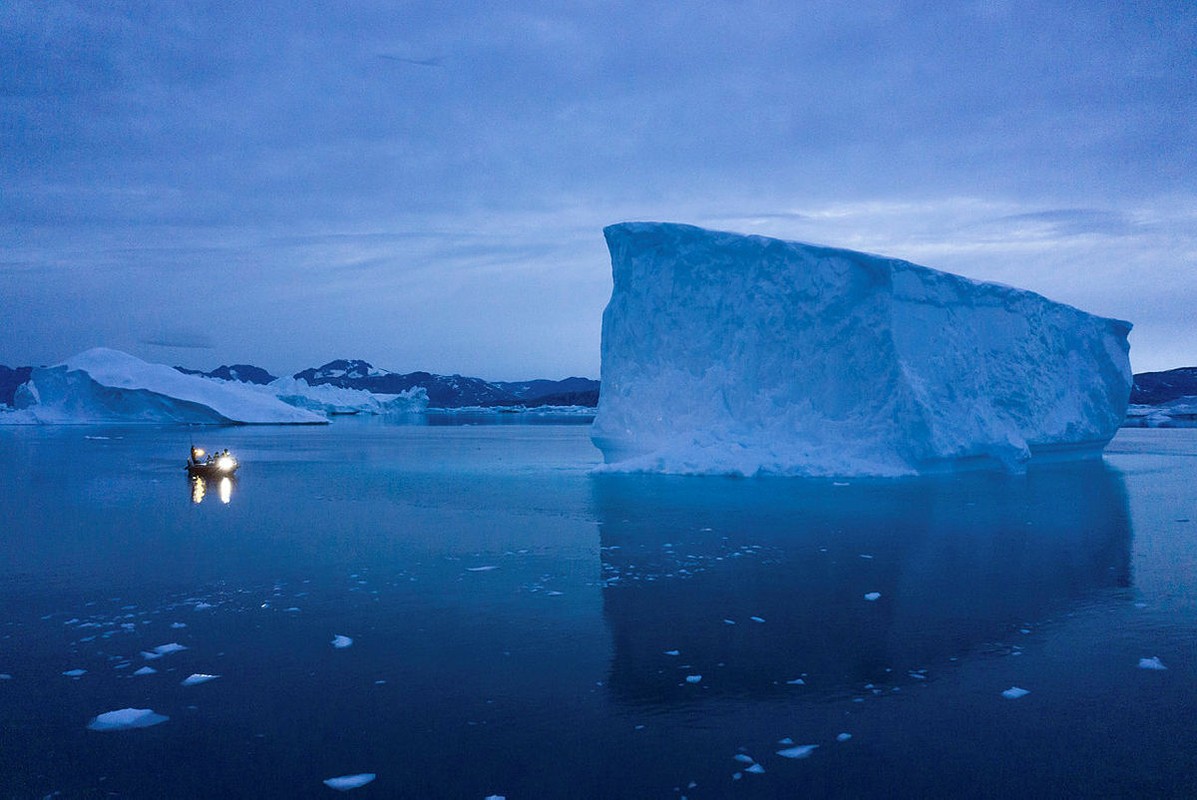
top-left (594, 461), bottom-right (1132, 704)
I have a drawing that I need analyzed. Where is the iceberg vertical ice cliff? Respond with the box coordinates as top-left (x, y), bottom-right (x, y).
top-left (592, 222), bottom-right (1132, 476)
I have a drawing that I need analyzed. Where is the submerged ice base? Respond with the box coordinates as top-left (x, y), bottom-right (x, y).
top-left (592, 223), bottom-right (1132, 477)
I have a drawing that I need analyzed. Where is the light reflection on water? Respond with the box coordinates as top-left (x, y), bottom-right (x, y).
top-left (593, 462), bottom-right (1132, 706)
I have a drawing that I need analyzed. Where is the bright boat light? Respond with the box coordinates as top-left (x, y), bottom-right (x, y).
top-left (218, 456), bottom-right (234, 471)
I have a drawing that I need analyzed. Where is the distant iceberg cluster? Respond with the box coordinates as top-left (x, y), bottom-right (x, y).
top-left (592, 222), bottom-right (1133, 476)
top-left (0, 348), bottom-right (426, 425)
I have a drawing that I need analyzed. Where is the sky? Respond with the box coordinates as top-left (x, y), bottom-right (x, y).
top-left (2, 1), bottom-right (1194, 380)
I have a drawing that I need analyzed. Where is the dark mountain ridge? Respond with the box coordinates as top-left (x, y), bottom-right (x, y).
top-left (1130, 367), bottom-right (1197, 405)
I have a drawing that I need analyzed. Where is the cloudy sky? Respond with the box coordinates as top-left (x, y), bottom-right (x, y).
top-left (3, 1), bottom-right (1194, 379)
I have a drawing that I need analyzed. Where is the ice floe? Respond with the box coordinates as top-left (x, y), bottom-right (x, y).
top-left (467, 566), bottom-right (498, 572)
top-left (837, 733), bottom-right (853, 742)
top-left (322, 773), bottom-right (376, 791)
top-left (181, 673), bottom-right (220, 686)
top-left (685, 674), bottom-right (702, 684)
top-left (62, 669), bottom-right (86, 677)
top-left (87, 707), bottom-right (169, 731)
top-left (745, 764), bottom-right (766, 774)
top-left (1138, 656), bottom-right (1168, 670)
top-left (142, 643), bottom-right (187, 660)
top-left (332, 635), bottom-right (354, 649)
top-left (733, 754), bottom-right (755, 764)
top-left (1001, 687), bottom-right (1030, 699)
top-left (133, 666), bottom-right (157, 676)
top-left (777, 745), bottom-right (818, 759)
top-left (864, 592), bottom-right (881, 601)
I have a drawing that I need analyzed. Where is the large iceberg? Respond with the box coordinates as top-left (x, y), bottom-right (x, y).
top-left (4, 348), bottom-right (327, 424)
top-left (592, 222), bottom-right (1132, 476)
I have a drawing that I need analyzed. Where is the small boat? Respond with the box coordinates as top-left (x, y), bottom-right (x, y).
top-left (187, 446), bottom-right (239, 477)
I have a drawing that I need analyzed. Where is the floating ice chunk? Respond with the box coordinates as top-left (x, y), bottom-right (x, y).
top-left (778, 737), bottom-right (793, 745)
top-left (0, 674), bottom-right (11, 680)
top-left (785, 678), bottom-right (805, 685)
top-left (467, 566), bottom-right (498, 572)
top-left (331, 635), bottom-right (354, 649)
top-left (777, 745), bottom-right (818, 759)
top-left (745, 764), bottom-right (765, 774)
top-left (1001, 687), bottom-right (1030, 699)
top-left (733, 754), bottom-right (755, 764)
top-left (723, 619), bottom-right (736, 625)
top-left (591, 223), bottom-right (1132, 476)
top-left (836, 733), bottom-right (853, 742)
top-left (864, 592), bottom-right (881, 601)
top-left (732, 773), bottom-right (742, 781)
top-left (1138, 656), bottom-right (1168, 670)
top-left (664, 650), bottom-right (680, 656)
top-left (685, 675), bottom-right (702, 684)
top-left (87, 708), bottom-right (169, 731)
top-left (194, 602), bottom-right (213, 610)
top-left (322, 773), bottom-right (376, 791)
top-left (484, 796), bottom-right (506, 800)
top-left (146, 643), bottom-right (187, 658)
top-left (170, 622), bottom-right (187, 628)
top-left (750, 616), bottom-right (765, 623)
top-left (62, 669), bottom-right (86, 677)
top-left (133, 666), bottom-right (157, 676)
top-left (181, 673), bottom-right (220, 686)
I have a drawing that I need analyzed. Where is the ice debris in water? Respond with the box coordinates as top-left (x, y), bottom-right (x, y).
top-left (685, 675), bottom-right (702, 684)
top-left (332, 635), bottom-right (354, 649)
top-left (133, 666), bottom-right (157, 676)
top-left (745, 764), bottom-right (766, 774)
top-left (1139, 657), bottom-right (1168, 670)
top-left (87, 708), bottom-right (169, 731)
top-left (141, 643), bottom-right (187, 660)
top-left (181, 673), bottom-right (220, 686)
top-left (62, 669), bottom-right (86, 677)
top-left (777, 745), bottom-right (819, 759)
top-left (170, 622), bottom-right (187, 629)
top-left (750, 616), bottom-right (765, 623)
top-left (864, 592), bottom-right (881, 601)
top-left (467, 566), bottom-right (498, 572)
top-left (664, 650), bottom-right (680, 656)
top-left (1002, 687), bottom-right (1030, 699)
top-left (484, 796), bottom-right (507, 800)
top-left (322, 773), bottom-right (376, 791)
top-left (837, 733), bottom-right (853, 742)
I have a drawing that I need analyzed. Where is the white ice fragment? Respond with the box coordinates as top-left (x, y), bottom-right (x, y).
top-left (732, 773), bottom-right (742, 781)
top-left (745, 764), bottom-right (765, 774)
top-left (331, 635), bottom-right (354, 649)
top-left (664, 650), bottom-right (680, 656)
top-left (733, 754), bottom-right (755, 764)
top-left (685, 675), bottom-right (702, 684)
top-left (194, 603), bottom-right (213, 610)
top-left (181, 673), bottom-right (220, 686)
top-left (484, 796), bottom-right (507, 800)
top-left (864, 592), bottom-right (881, 601)
top-left (87, 707), bottom-right (169, 731)
top-left (723, 619), bottom-right (736, 625)
top-left (467, 566), bottom-right (498, 572)
top-left (778, 737), bottom-right (793, 745)
top-left (133, 666), bottom-right (157, 676)
top-left (777, 745), bottom-right (818, 759)
top-left (1001, 687), bottom-right (1030, 699)
top-left (322, 773), bottom-right (376, 791)
top-left (62, 669), bottom-right (86, 677)
top-left (0, 674), bottom-right (11, 680)
top-left (836, 733), bottom-right (853, 742)
top-left (785, 678), bottom-right (805, 685)
top-left (151, 643), bottom-right (187, 656)
top-left (750, 616), bottom-right (765, 623)
top-left (859, 554), bottom-right (873, 559)
top-left (1138, 656), bottom-right (1168, 670)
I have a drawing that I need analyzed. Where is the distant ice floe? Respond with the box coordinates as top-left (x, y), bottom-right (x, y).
top-left (181, 673), bottom-right (220, 686)
top-left (87, 708), bottom-right (169, 731)
top-left (62, 669), bottom-right (86, 677)
top-left (836, 733), bottom-right (853, 742)
top-left (864, 592), bottom-right (881, 601)
top-left (777, 745), bottom-right (818, 759)
top-left (142, 643), bottom-right (187, 660)
top-left (322, 773), bottom-right (376, 791)
top-left (467, 566), bottom-right (498, 572)
top-left (133, 666), bottom-right (157, 676)
top-left (685, 675), bottom-right (702, 684)
top-left (1138, 656), bottom-right (1168, 670)
top-left (1002, 687), bottom-right (1030, 699)
top-left (331, 635), bottom-right (354, 649)
top-left (745, 764), bottom-right (765, 774)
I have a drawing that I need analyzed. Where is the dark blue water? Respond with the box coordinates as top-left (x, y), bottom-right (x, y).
top-left (1, 422), bottom-right (1195, 798)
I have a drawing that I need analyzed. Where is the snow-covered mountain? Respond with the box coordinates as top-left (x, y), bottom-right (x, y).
top-left (293, 360), bottom-right (596, 408)
top-left (1130, 367), bottom-right (1197, 405)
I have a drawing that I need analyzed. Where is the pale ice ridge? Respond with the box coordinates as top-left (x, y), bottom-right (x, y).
top-left (2, 348), bottom-right (326, 425)
top-left (592, 223), bottom-right (1132, 477)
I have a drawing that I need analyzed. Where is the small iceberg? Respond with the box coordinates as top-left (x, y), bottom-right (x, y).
top-left (777, 744), bottom-right (818, 759)
top-left (331, 635), bottom-right (354, 649)
top-left (685, 674), bottom-right (702, 684)
top-left (1138, 656), bottom-right (1168, 670)
top-left (133, 666), bottom-right (157, 676)
top-left (1001, 687), bottom-right (1030, 699)
top-left (87, 707), bottom-right (169, 731)
top-left (181, 673), bottom-right (220, 686)
top-left (322, 773), bottom-right (376, 791)
top-left (864, 592), bottom-right (881, 602)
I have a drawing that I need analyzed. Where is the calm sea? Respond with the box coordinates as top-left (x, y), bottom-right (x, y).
top-left (1, 420), bottom-right (1195, 798)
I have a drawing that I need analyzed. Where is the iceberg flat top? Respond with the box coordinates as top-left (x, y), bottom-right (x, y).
top-left (593, 222), bottom-right (1132, 477)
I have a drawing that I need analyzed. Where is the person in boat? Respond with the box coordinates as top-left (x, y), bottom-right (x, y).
top-left (190, 446), bottom-right (204, 466)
